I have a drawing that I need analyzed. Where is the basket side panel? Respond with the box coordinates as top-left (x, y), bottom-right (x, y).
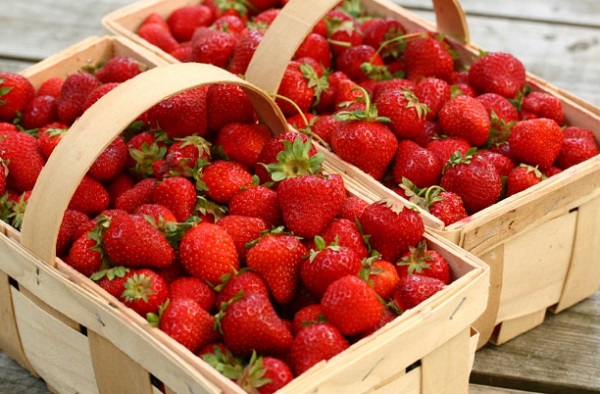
top-left (373, 368), bottom-right (419, 394)
top-left (12, 289), bottom-right (98, 394)
top-left (421, 328), bottom-right (471, 394)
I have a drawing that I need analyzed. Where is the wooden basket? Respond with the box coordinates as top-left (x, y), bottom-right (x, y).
top-left (1, 52), bottom-right (489, 393)
top-left (104, 0), bottom-right (600, 346)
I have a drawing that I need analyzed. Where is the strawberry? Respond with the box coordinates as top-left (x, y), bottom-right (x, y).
top-left (320, 218), bottom-right (368, 259)
top-left (440, 149), bottom-right (502, 214)
top-left (217, 292), bottom-right (293, 357)
top-left (64, 232), bottom-right (104, 277)
top-left (393, 140), bottom-right (443, 188)
top-left (294, 33), bottom-right (332, 69)
top-left (190, 27), bottom-right (238, 69)
top-left (228, 185), bottom-right (282, 228)
top-left (410, 120), bottom-right (441, 147)
top-left (68, 176), bottom-right (110, 216)
top-left (168, 276), bottom-right (216, 312)
top-left (159, 135), bottom-right (212, 178)
top-left (332, 90), bottom-right (398, 181)
top-left (320, 275), bottom-right (383, 335)
top-left (152, 176), bottom-right (197, 222)
top-left (115, 178), bottom-right (158, 213)
top-left (393, 274), bottom-right (445, 311)
top-left (215, 270), bottom-right (270, 306)
top-left (167, 5), bottom-right (215, 42)
top-left (236, 353), bottom-right (293, 394)
top-left (133, 203), bottom-right (177, 225)
top-left (403, 36), bottom-right (454, 82)
top-left (328, 20), bottom-right (364, 58)
top-left (309, 115), bottom-right (338, 146)
top-left (138, 22), bottom-right (179, 54)
top-left (362, 17), bottom-right (407, 60)
top-left (215, 123), bottom-right (271, 170)
top-left (0, 131), bottom-right (46, 192)
top-left (556, 136), bottom-right (599, 169)
top-left (159, 298), bottom-right (219, 353)
top-left (206, 83), bottom-right (256, 134)
top-left (93, 266), bottom-right (131, 299)
top-left (275, 61), bottom-right (315, 116)
top-left (179, 222), bottom-right (239, 285)
top-left (300, 236), bottom-right (363, 299)
top-left (212, 15), bottom-right (247, 38)
top-left (414, 78), bottom-right (451, 120)
top-left (88, 136), bottom-right (128, 182)
top-left (246, 229), bottom-right (307, 304)
top-left (289, 322), bottom-right (349, 376)
top-left (200, 160), bottom-right (253, 204)
top-left (438, 95), bottom-right (491, 147)
top-left (397, 240), bottom-right (451, 284)
top-left (505, 164), bottom-right (545, 197)
top-left (0, 72), bottom-right (35, 121)
top-left (120, 268), bottom-right (168, 317)
top-left (520, 91), bottom-right (565, 125)
top-left (291, 304), bottom-right (326, 335)
top-left (147, 86), bottom-right (208, 138)
top-left (21, 95), bottom-right (57, 130)
top-left (82, 83), bottom-right (120, 112)
top-left (476, 92), bottom-right (519, 124)
top-left (169, 44), bottom-right (193, 62)
top-left (563, 126), bottom-right (597, 143)
top-left (426, 137), bottom-right (472, 167)
top-left (476, 149), bottom-right (514, 177)
top-left (102, 213), bottom-right (175, 268)
top-left (56, 209), bottom-right (90, 257)
top-left (426, 187), bottom-right (468, 226)
top-left (95, 56), bottom-right (145, 83)
top-left (508, 118), bottom-right (563, 169)
top-left (126, 131), bottom-right (168, 177)
top-left (36, 77), bottom-right (63, 99)
top-left (337, 196), bottom-right (369, 222)
top-left (468, 52), bottom-right (526, 99)
top-left (217, 215), bottom-right (268, 261)
top-left (366, 258), bottom-right (400, 301)
top-left (360, 200), bottom-right (424, 262)
top-left (228, 28), bottom-right (264, 76)
top-left (372, 78), bottom-right (416, 101)
top-left (37, 122), bottom-right (69, 159)
top-left (336, 45), bottom-right (388, 83)
top-left (247, 0), bottom-right (282, 11)
top-left (375, 88), bottom-right (429, 140)
top-left (56, 72), bottom-right (100, 125)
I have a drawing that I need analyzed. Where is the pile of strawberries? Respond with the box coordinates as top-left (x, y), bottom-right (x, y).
top-left (0, 50), bottom-right (456, 391)
top-left (134, 0), bottom-right (600, 226)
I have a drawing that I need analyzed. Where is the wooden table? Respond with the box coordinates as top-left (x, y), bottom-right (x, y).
top-left (1, 1), bottom-right (599, 393)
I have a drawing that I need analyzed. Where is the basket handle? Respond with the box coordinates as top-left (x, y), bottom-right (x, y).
top-left (245, 0), bottom-right (470, 95)
top-left (20, 63), bottom-right (288, 266)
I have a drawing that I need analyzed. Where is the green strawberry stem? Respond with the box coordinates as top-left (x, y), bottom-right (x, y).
top-left (333, 86), bottom-right (391, 124)
top-left (263, 136), bottom-right (325, 182)
top-left (372, 31), bottom-right (428, 60)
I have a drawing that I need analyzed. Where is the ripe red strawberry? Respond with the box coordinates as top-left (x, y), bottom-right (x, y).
top-left (167, 5), bottom-right (215, 42)
top-left (36, 76), bottom-right (63, 99)
top-left (115, 178), bottom-right (158, 213)
top-left (205, 83), bottom-right (256, 133)
top-left (359, 200), bottom-right (425, 262)
top-left (414, 78), bottom-right (451, 120)
top-left (213, 15), bottom-right (246, 38)
top-left (438, 95), bottom-right (491, 147)
top-left (168, 276), bottom-right (216, 312)
top-left (235, 353), bottom-right (293, 394)
top-left (81, 83), bottom-right (120, 112)
top-left (160, 298), bottom-right (219, 353)
top-left (120, 268), bottom-right (168, 317)
top-left (320, 275), bottom-right (382, 335)
top-left (228, 185), bottom-right (282, 228)
top-left (556, 136), bottom-right (599, 169)
top-left (393, 140), bottom-right (443, 188)
top-left (133, 203), bottom-right (177, 225)
top-left (246, 230), bottom-right (307, 303)
top-left (505, 164), bottom-right (545, 197)
top-left (159, 135), bottom-right (212, 178)
top-left (476, 92), bottom-right (519, 123)
top-left (328, 21), bottom-right (364, 58)
top-left (276, 170), bottom-right (346, 238)
top-left (37, 121), bottom-right (69, 159)
top-left (56, 209), bottom-right (90, 257)
top-left (0, 72), bottom-right (35, 121)
top-left (228, 28), bottom-right (264, 75)
top-left (468, 52), bottom-right (526, 99)
top-left (509, 118), bottom-right (563, 169)
top-left (217, 215), bottom-right (268, 261)
top-left (68, 175), bottom-right (110, 216)
top-left (403, 36), bottom-right (454, 82)
top-left (426, 136), bottom-right (472, 167)
top-left (95, 56), bottom-right (146, 83)
top-left (397, 240), bottom-right (451, 284)
top-left (440, 149), bottom-right (502, 214)
top-left (426, 188), bottom-right (468, 226)
top-left (126, 131), bottom-right (167, 176)
top-left (520, 91), bottom-right (565, 125)
top-left (563, 126), bottom-right (597, 143)
top-left (88, 136), bottom-right (128, 183)
top-left (102, 213), bottom-right (175, 268)
top-left (294, 32), bottom-right (332, 69)
top-left (476, 149), bottom-right (514, 177)
top-left (21, 95), bottom-right (57, 129)
top-left (372, 78), bottom-right (416, 101)
top-left (362, 17), bottom-right (407, 60)
top-left (215, 123), bottom-right (271, 170)
top-left (300, 237), bottom-right (363, 299)
top-left (201, 160), bottom-right (253, 204)
top-left (375, 88), bottom-right (429, 140)
top-left (180, 222), bottom-right (239, 285)
top-left (275, 61), bottom-right (315, 116)
top-left (320, 218), bottom-right (368, 260)
top-left (336, 45), bottom-right (388, 83)
top-left (56, 72), bottom-right (101, 124)
top-left (0, 131), bottom-right (46, 192)
top-left (152, 176), bottom-right (197, 222)
top-left (93, 267), bottom-right (131, 299)
top-left (289, 322), bottom-right (349, 376)
top-left (215, 270), bottom-right (270, 306)
top-left (64, 232), bottom-right (104, 277)
top-left (138, 22), bottom-right (179, 53)
top-left (393, 274), bottom-right (445, 311)
top-left (218, 292), bottom-right (293, 357)
top-left (366, 258), bottom-right (400, 301)
top-left (247, 0), bottom-right (282, 11)
top-left (147, 86), bottom-right (208, 138)
top-left (190, 27), bottom-right (238, 69)
top-left (291, 304), bottom-right (325, 335)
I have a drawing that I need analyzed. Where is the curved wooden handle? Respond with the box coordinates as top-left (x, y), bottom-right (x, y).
top-left (245, 0), bottom-right (470, 94)
top-left (20, 63), bottom-right (288, 265)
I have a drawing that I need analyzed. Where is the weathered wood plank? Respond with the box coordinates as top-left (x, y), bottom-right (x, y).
top-left (471, 290), bottom-right (600, 393)
top-left (469, 385), bottom-right (542, 394)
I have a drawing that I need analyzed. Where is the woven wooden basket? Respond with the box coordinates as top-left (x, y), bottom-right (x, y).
top-left (102, 0), bottom-right (600, 347)
top-left (0, 40), bottom-right (489, 393)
